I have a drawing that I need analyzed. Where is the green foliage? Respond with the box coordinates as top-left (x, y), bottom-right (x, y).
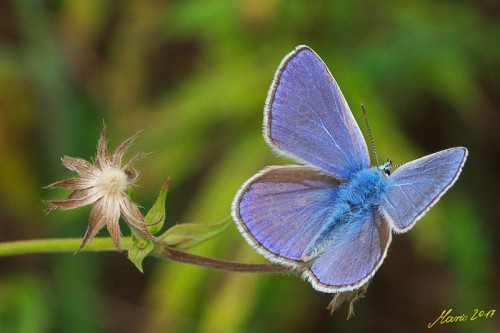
top-left (144, 178), bottom-right (171, 235)
top-left (129, 177), bottom-right (230, 272)
top-left (129, 179), bottom-right (170, 272)
top-left (0, 276), bottom-right (52, 333)
top-left (159, 218), bottom-right (231, 250)
top-left (128, 234), bottom-right (155, 273)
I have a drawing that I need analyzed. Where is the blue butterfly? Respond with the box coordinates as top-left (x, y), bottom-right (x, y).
top-left (231, 45), bottom-right (468, 293)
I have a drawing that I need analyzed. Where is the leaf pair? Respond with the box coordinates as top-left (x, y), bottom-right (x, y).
top-left (128, 178), bottom-right (230, 272)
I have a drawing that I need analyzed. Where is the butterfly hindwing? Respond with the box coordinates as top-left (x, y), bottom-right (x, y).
top-left (381, 147), bottom-right (468, 233)
top-left (265, 45), bottom-right (370, 180)
top-left (305, 208), bottom-right (392, 292)
top-left (232, 165), bottom-right (342, 267)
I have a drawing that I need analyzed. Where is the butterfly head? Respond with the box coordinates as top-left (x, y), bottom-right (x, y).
top-left (378, 157), bottom-right (392, 177)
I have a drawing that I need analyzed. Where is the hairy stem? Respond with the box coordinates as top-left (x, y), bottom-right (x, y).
top-left (153, 246), bottom-right (292, 273)
top-left (0, 237), bottom-right (293, 274)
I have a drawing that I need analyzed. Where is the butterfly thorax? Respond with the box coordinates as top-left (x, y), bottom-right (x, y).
top-left (301, 167), bottom-right (388, 262)
top-left (338, 167), bottom-right (389, 210)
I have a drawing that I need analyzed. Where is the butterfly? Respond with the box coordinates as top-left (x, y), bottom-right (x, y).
top-left (231, 45), bottom-right (468, 293)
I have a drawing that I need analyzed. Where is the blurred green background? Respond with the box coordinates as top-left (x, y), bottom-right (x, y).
top-left (0, 1), bottom-right (498, 332)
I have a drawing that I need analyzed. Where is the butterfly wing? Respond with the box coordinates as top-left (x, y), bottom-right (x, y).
top-left (305, 208), bottom-right (392, 293)
top-left (381, 147), bottom-right (468, 233)
top-left (265, 45), bottom-right (370, 180)
top-left (232, 165), bottom-right (341, 267)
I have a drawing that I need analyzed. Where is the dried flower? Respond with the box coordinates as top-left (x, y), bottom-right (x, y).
top-left (45, 124), bottom-right (158, 252)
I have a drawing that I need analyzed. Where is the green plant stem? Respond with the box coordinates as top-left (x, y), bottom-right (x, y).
top-left (0, 237), bottom-right (292, 274)
top-left (0, 237), bottom-right (123, 255)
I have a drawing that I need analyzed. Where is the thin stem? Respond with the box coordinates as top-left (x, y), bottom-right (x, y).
top-left (154, 247), bottom-right (292, 273)
top-left (0, 237), bottom-right (293, 274)
top-left (0, 237), bottom-right (123, 256)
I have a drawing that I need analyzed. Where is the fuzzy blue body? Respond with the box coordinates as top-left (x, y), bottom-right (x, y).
top-left (302, 167), bottom-right (389, 260)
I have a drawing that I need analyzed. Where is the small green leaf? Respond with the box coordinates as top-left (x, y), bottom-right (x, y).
top-left (127, 186), bottom-right (136, 202)
top-left (159, 217), bottom-right (230, 250)
top-left (128, 178), bottom-right (171, 272)
top-left (144, 177), bottom-right (171, 235)
top-left (128, 231), bottom-right (154, 273)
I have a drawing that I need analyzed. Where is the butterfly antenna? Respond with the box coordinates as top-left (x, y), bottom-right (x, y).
top-left (391, 162), bottom-right (404, 170)
top-left (361, 104), bottom-right (380, 166)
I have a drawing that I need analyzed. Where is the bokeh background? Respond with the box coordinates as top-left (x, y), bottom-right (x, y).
top-left (0, 1), bottom-right (498, 332)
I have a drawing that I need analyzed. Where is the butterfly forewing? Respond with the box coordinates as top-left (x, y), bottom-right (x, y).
top-left (232, 165), bottom-right (341, 267)
top-left (381, 147), bottom-right (468, 233)
top-left (265, 45), bottom-right (370, 180)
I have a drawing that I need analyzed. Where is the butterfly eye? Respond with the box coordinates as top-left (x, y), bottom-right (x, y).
top-left (378, 158), bottom-right (392, 177)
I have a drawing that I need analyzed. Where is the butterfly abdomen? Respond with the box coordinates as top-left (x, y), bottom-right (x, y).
top-left (300, 168), bottom-right (388, 262)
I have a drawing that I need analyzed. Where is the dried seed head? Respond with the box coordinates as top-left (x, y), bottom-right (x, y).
top-left (44, 123), bottom-right (159, 252)
top-left (95, 167), bottom-right (129, 196)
